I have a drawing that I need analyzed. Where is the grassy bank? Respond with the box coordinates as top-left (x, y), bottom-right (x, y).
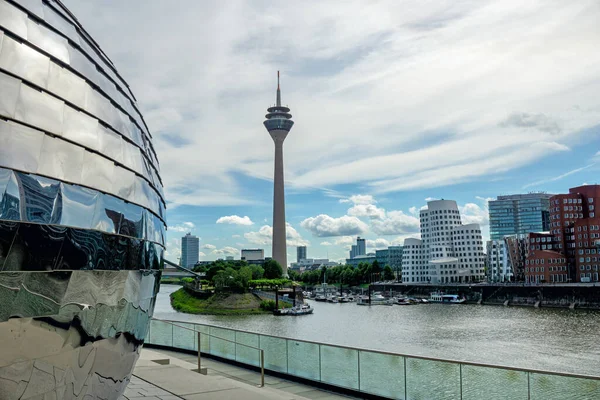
top-left (170, 288), bottom-right (269, 315)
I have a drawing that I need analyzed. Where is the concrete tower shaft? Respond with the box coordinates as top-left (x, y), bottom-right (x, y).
top-left (263, 72), bottom-right (294, 276)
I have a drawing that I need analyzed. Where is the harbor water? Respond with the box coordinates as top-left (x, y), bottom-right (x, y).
top-left (154, 285), bottom-right (600, 376)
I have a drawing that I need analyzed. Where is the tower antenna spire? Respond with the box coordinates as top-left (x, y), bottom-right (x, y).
top-left (276, 71), bottom-right (281, 107)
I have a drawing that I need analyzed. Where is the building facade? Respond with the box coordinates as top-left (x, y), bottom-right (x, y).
top-left (489, 193), bottom-right (551, 240)
top-left (241, 249), bottom-right (265, 261)
top-left (525, 185), bottom-right (600, 283)
top-left (403, 200), bottom-right (485, 283)
top-left (297, 246), bottom-right (307, 262)
top-left (486, 240), bottom-right (513, 282)
top-left (0, 1), bottom-right (166, 397)
top-left (181, 233), bottom-right (199, 267)
top-left (346, 254), bottom-right (377, 268)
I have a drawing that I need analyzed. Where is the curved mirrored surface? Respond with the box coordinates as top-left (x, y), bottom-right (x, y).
top-left (0, 1), bottom-right (166, 398)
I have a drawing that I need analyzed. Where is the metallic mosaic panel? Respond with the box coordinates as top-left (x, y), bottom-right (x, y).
top-left (0, 1), bottom-right (166, 398)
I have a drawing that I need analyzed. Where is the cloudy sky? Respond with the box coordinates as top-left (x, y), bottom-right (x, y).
top-left (65, 0), bottom-right (600, 263)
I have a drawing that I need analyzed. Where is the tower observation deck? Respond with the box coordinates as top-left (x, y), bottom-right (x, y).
top-left (263, 72), bottom-right (294, 276)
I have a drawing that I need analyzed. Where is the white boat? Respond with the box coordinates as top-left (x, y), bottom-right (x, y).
top-left (393, 297), bottom-right (411, 305)
top-left (274, 303), bottom-right (313, 315)
top-left (314, 294), bottom-right (327, 302)
top-left (429, 292), bottom-right (465, 304)
top-left (357, 294), bottom-right (394, 306)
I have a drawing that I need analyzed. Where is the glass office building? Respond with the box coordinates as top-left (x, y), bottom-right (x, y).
top-left (489, 194), bottom-right (551, 240)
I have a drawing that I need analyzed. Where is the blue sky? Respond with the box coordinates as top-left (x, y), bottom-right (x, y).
top-left (66, 0), bottom-right (600, 264)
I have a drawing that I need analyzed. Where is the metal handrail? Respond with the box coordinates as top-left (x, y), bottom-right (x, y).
top-left (152, 318), bottom-right (265, 387)
top-left (151, 318), bottom-right (600, 382)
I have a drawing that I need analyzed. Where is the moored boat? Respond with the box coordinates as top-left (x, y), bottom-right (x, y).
top-left (430, 292), bottom-right (466, 304)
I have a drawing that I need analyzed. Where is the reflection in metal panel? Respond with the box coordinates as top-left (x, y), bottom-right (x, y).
top-left (0, 1), bottom-right (165, 397)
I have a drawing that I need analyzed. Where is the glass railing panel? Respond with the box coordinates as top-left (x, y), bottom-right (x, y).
top-left (462, 365), bottom-right (528, 400)
top-left (259, 335), bottom-right (288, 373)
top-left (358, 350), bottom-right (405, 399)
top-left (320, 345), bottom-right (359, 390)
top-left (530, 372), bottom-right (600, 400)
top-left (406, 358), bottom-right (460, 400)
top-left (171, 321), bottom-right (196, 351)
top-left (235, 331), bottom-right (260, 367)
top-left (208, 326), bottom-right (236, 361)
top-left (194, 324), bottom-right (210, 352)
top-left (287, 340), bottom-right (320, 381)
top-left (147, 319), bottom-right (172, 347)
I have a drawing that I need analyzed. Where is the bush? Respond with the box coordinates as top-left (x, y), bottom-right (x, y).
top-left (182, 277), bottom-right (194, 283)
top-left (259, 300), bottom-right (276, 311)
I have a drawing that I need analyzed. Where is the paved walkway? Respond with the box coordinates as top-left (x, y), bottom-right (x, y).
top-left (120, 348), bottom-right (356, 400)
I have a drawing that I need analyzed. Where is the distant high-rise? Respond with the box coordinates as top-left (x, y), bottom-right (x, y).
top-left (297, 246), bottom-right (307, 262)
top-left (489, 193), bottom-right (552, 240)
top-left (349, 236), bottom-right (367, 259)
top-left (264, 71), bottom-right (294, 276)
top-left (181, 233), bottom-right (199, 267)
top-left (241, 249), bottom-right (265, 261)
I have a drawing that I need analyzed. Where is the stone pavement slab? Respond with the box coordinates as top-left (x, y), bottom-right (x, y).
top-left (129, 348), bottom-right (356, 400)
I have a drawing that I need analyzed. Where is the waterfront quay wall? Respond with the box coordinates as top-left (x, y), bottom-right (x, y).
top-left (370, 283), bottom-right (600, 309)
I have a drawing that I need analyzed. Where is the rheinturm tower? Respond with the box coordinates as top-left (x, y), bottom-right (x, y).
top-left (264, 71), bottom-right (294, 276)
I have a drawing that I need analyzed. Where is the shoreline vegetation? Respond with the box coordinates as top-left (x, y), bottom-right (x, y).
top-left (170, 287), bottom-right (271, 315)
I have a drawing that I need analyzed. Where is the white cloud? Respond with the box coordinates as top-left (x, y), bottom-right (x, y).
top-left (320, 241), bottom-right (333, 246)
top-left (347, 204), bottom-right (386, 220)
top-left (523, 163), bottom-right (596, 189)
top-left (168, 222), bottom-right (196, 233)
top-left (425, 197), bottom-right (438, 202)
top-left (459, 203), bottom-right (489, 226)
top-left (244, 224), bottom-right (309, 246)
top-left (216, 215), bottom-right (254, 226)
top-left (202, 244), bottom-right (217, 250)
top-left (301, 215), bottom-right (369, 237)
top-left (65, 0), bottom-right (600, 205)
top-left (340, 194), bottom-right (377, 205)
top-left (371, 211), bottom-right (420, 235)
top-left (164, 238), bottom-right (181, 261)
top-left (232, 234), bottom-right (241, 238)
top-left (199, 251), bottom-right (207, 257)
top-left (211, 246), bottom-right (239, 256)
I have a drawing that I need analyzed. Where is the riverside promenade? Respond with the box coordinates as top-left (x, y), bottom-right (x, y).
top-left (120, 348), bottom-right (353, 400)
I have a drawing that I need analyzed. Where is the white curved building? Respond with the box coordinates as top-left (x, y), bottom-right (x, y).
top-left (403, 200), bottom-right (485, 283)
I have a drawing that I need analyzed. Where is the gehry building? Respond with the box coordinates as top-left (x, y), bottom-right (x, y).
top-left (0, 1), bottom-right (165, 398)
top-left (402, 200), bottom-right (485, 283)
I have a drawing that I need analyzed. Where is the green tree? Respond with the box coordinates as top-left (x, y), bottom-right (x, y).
top-left (383, 265), bottom-right (395, 281)
top-left (288, 269), bottom-right (300, 281)
top-left (238, 266), bottom-right (253, 289)
top-left (250, 265), bottom-right (264, 280)
top-left (263, 259), bottom-right (283, 279)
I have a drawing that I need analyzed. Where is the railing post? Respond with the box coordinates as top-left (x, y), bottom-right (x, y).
top-left (527, 371), bottom-right (531, 400)
top-left (198, 332), bottom-right (201, 371)
top-left (260, 349), bottom-right (265, 387)
top-left (404, 357), bottom-right (407, 400)
top-left (459, 363), bottom-right (463, 400)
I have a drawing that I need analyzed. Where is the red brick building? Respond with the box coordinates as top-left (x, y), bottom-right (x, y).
top-left (525, 185), bottom-right (600, 283)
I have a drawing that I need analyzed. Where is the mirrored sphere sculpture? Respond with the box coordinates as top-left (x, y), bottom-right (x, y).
top-left (0, 1), bottom-right (166, 398)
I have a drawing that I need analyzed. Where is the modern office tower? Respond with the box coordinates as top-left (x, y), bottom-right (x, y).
top-left (525, 185), bottom-right (600, 283)
top-left (348, 236), bottom-right (367, 259)
top-left (297, 245), bottom-right (307, 262)
top-left (489, 193), bottom-right (552, 240)
top-left (264, 72), bottom-right (294, 276)
top-left (241, 249), bottom-right (265, 261)
top-left (403, 199), bottom-right (485, 283)
top-left (350, 245), bottom-right (358, 259)
top-left (181, 233), bottom-right (200, 267)
top-left (357, 236), bottom-right (366, 256)
top-left (486, 240), bottom-right (513, 282)
top-left (0, 1), bottom-right (166, 397)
